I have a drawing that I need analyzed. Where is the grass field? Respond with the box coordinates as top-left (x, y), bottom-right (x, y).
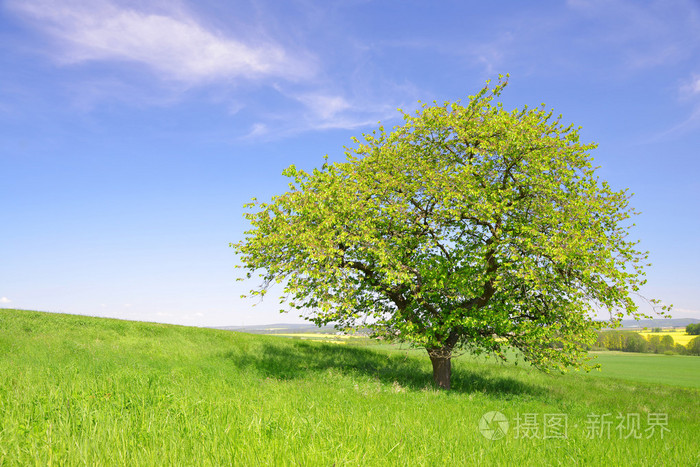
top-left (1, 308), bottom-right (698, 465)
top-left (585, 352), bottom-right (700, 388)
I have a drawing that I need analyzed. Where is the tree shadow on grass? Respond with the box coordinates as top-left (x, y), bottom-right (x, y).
top-left (222, 339), bottom-right (544, 397)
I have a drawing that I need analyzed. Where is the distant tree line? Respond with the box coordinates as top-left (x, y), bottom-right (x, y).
top-left (591, 330), bottom-right (700, 355)
top-left (686, 323), bottom-right (700, 335)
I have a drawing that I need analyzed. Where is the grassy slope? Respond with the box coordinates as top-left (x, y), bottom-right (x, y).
top-left (0, 309), bottom-right (698, 465)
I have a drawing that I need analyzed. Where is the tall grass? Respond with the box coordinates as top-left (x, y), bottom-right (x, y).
top-left (1, 309), bottom-right (698, 465)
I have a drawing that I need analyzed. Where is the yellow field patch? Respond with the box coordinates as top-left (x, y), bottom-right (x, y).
top-left (637, 330), bottom-right (696, 346)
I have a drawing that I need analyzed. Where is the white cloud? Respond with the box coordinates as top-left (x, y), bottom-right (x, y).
top-left (6, 0), bottom-right (314, 85)
top-left (680, 75), bottom-right (700, 97)
top-left (0, 297), bottom-right (11, 304)
top-left (5, 0), bottom-right (420, 137)
top-left (692, 79), bottom-right (700, 95)
top-left (5, 0), bottom-right (422, 137)
top-left (291, 91), bottom-right (389, 131)
top-left (288, 80), bottom-right (422, 133)
top-left (238, 86), bottom-right (409, 139)
top-left (296, 93), bottom-right (352, 120)
top-left (245, 122), bottom-right (269, 139)
top-left (286, 100), bottom-right (396, 134)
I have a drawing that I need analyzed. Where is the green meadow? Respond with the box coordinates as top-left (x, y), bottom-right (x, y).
top-left (585, 352), bottom-right (700, 389)
top-left (1, 309), bottom-right (698, 465)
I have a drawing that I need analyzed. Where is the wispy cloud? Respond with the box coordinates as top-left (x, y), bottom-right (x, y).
top-left (243, 122), bottom-right (269, 139)
top-left (646, 73), bottom-right (700, 140)
top-left (291, 90), bottom-right (396, 131)
top-left (240, 87), bottom-right (412, 139)
top-left (680, 74), bottom-right (700, 98)
top-left (0, 297), bottom-right (11, 304)
top-left (296, 93), bottom-right (352, 121)
top-left (6, 0), bottom-right (315, 85)
top-left (4, 0), bottom-right (425, 136)
top-left (417, 0), bottom-right (700, 80)
top-left (565, 0), bottom-right (700, 69)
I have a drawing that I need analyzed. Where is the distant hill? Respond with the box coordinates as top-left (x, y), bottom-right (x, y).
top-left (215, 322), bottom-right (339, 334)
top-left (222, 318), bottom-right (700, 334)
top-left (618, 317), bottom-right (700, 329)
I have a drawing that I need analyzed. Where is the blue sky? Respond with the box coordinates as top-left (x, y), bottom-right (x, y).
top-left (1, 0), bottom-right (699, 326)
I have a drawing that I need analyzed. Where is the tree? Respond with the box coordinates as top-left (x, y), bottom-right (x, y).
top-left (232, 78), bottom-right (666, 390)
top-left (660, 334), bottom-right (674, 351)
top-left (674, 343), bottom-right (687, 355)
top-left (624, 333), bottom-right (648, 353)
top-left (686, 323), bottom-right (700, 335)
top-left (647, 335), bottom-right (663, 353)
top-left (687, 337), bottom-right (700, 356)
top-left (596, 331), bottom-right (626, 351)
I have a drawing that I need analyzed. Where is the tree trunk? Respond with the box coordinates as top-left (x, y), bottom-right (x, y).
top-left (428, 349), bottom-right (452, 390)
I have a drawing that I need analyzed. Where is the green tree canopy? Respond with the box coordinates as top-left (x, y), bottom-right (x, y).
top-left (232, 78), bottom-right (666, 389)
top-left (687, 336), bottom-right (700, 356)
